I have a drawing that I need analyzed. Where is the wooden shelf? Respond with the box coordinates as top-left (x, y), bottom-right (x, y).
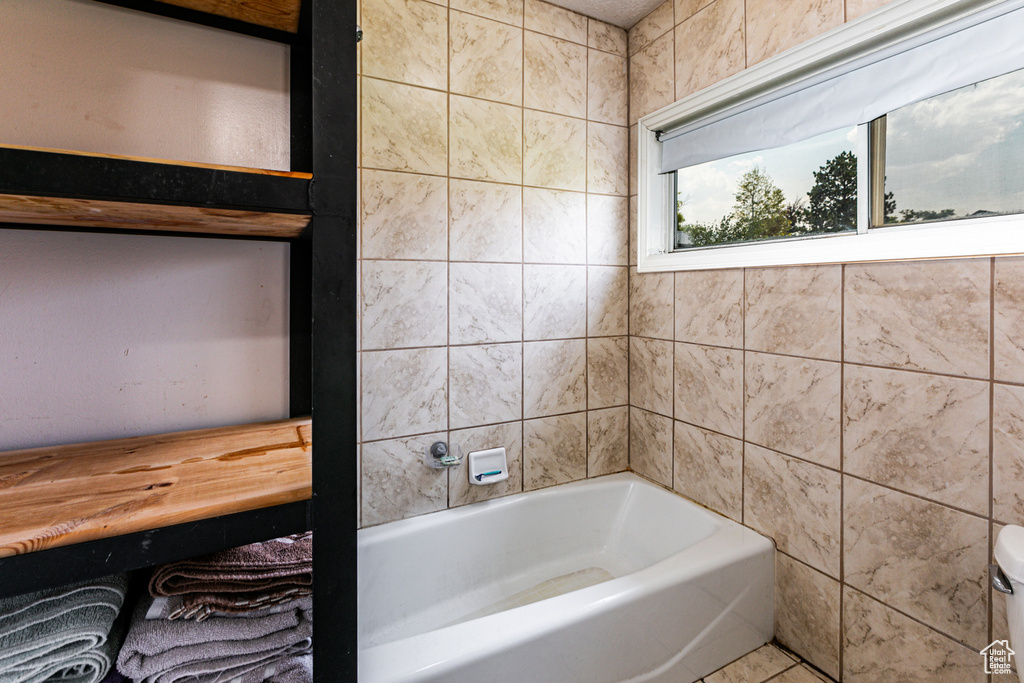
top-left (155, 0), bottom-right (303, 33)
top-left (0, 418), bottom-right (312, 558)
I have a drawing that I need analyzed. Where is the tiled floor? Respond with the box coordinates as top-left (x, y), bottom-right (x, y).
top-left (701, 644), bottom-right (835, 683)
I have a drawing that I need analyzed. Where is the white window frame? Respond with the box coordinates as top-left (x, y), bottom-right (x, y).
top-left (637, 0), bottom-right (1024, 272)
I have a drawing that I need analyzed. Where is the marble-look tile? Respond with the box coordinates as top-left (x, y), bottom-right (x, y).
top-left (673, 421), bottom-right (742, 522)
top-left (675, 0), bottom-right (713, 24)
top-left (630, 407), bottom-right (673, 486)
top-left (704, 644), bottom-right (797, 683)
top-left (673, 0), bottom-right (744, 99)
top-left (523, 110), bottom-right (587, 191)
top-left (361, 260), bottom-right (447, 350)
top-left (674, 342), bottom-right (742, 438)
top-left (628, 0), bottom-right (673, 56)
top-left (745, 444), bottom-right (841, 577)
top-left (843, 586), bottom-right (984, 683)
top-left (588, 407), bottom-right (629, 475)
top-left (745, 0), bottom-right (844, 66)
top-left (995, 257), bottom-right (1024, 384)
top-left (588, 336), bottom-right (628, 408)
top-left (772, 665), bottom-right (831, 683)
top-left (450, 11), bottom-right (523, 105)
top-left (588, 266), bottom-right (629, 337)
top-left (450, 95), bottom-right (523, 184)
top-left (845, 258), bottom-right (990, 378)
top-left (587, 195), bottom-right (629, 266)
top-left (630, 337), bottom-right (674, 417)
top-left (587, 123), bottom-right (629, 196)
top-left (844, 476), bottom-right (989, 648)
top-left (629, 32), bottom-right (674, 125)
top-left (846, 0), bottom-right (893, 21)
top-left (993, 522), bottom-right (1012, 646)
top-left (994, 384), bottom-right (1024, 525)
top-left (449, 421), bottom-right (523, 506)
top-left (361, 170), bottom-right (447, 260)
top-left (524, 32), bottom-right (587, 118)
top-left (844, 364), bottom-right (989, 514)
top-left (524, 412), bottom-right (587, 489)
top-left (745, 353), bottom-right (841, 468)
top-left (361, 347), bottom-right (447, 441)
top-left (630, 268), bottom-right (674, 339)
top-left (629, 196), bottom-right (638, 266)
top-left (361, 432), bottom-right (448, 526)
top-left (449, 344), bottom-right (522, 429)
top-left (675, 269), bottom-right (743, 348)
top-left (775, 554), bottom-right (841, 680)
top-left (449, 179), bottom-right (522, 262)
top-left (523, 188), bottom-right (586, 264)
top-left (745, 265), bottom-right (841, 361)
top-left (629, 124), bottom-right (639, 196)
top-left (362, 78), bottom-right (447, 175)
top-left (523, 265), bottom-right (587, 340)
top-left (361, 0), bottom-right (448, 90)
top-left (588, 50), bottom-right (628, 126)
top-left (450, 0), bottom-right (523, 25)
top-left (588, 18), bottom-right (627, 57)
top-left (450, 263), bottom-right (523, 344)
top-left (523, 339), bottom-right (587, 417)
top-left (525, 0), bottom-right (587, 43)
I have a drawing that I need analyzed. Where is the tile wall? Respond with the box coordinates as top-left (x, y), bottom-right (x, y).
top-left (357, 0), bottom-right (631, 527)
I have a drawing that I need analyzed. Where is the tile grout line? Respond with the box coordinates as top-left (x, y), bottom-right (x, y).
top-left (520, 0), bottom-right (527, 497)
top-left (989, 255), bottom-right (996, 650)
top-left (741, 268), bottom-right (747, 527)
top-left (838, 263), bottom-right (846, 682)
top-left (445, 0), bottom-right (452, 513)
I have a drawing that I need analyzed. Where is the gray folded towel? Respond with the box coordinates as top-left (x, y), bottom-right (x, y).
top-left (117, 596), bottom-right (312, 683)
top-left (0, 574), bottom-right (128, 683)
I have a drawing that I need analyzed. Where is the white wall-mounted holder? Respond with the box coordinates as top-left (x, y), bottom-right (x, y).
top-left (467, 447), bottom-right (509, 486)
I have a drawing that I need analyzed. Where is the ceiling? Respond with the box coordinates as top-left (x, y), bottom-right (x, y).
top-left (544, 0), bottom-right (665, 29)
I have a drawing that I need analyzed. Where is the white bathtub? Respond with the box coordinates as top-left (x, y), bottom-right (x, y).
top-left (358, 473), bottom-right (774, 683)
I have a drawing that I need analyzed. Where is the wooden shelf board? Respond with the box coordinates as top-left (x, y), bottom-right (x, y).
top-left (0, 418), bottom-right (312, 558)
top-left (154, 0), bottom-right (302, 33)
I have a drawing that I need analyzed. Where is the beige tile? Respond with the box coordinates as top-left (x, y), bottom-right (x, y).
top-left (361, 170), bottom-right (447, 260)
top-left (674, 342), bottom-right (742, 438)
top-left (523, 340), bottom-right (587, 417)
top-left (588, 336), bottom-right (629, 409)
top-left (449, 344), bottom-right (522, 429)
top-left (361, 432), bottom-right (448, 525)
top-left (745, 0), bottom-right (844, 66)
top-left (523, 265), bottom-right (587, 340)
top-left (450, 263), bottom-right (523, 344)
top-left (588, 18), bottom-right (627, 57)
top-left (449, 179), bottom-right (522, 263)
top-left (845, 258), bottom-right (990, 378)
top-left (523, 188), bottom-right (586, 264)
top-left (673, 421), bottom-right (742, 521)
top-left (745, 353), bottom-right (841, 468)
top-left (675, 0), bottom-right (714, 24)
top-left (362, 348), bottom-right (447, 441)
top-left (450, 0), bottom-right (523, 25)
top-left (588, 407), bottom-right (629, 476)
top-left (844, 476), bottom-right (989, 649)
top-left (630, 268), bottom-right (674, 339)
top-left (704, 644), bottom-right (797, 683)
top-left (523, 110), bottom-right (587, 191)
top-left (587, 123), bottom-right (629, 196)
top-left (450, 11), bottom-right (523, 105)
top-left (775, 554), bottom-right (841, 680)
top-left (361, 0), bottom-right (448, 90)
top-left (629, 32), bottom-right (674, 125)
top-left (524, 32), bottom-right (587, 118)
top-left (845, 0), bottom-right (892, 21)
top-left (628, 0), bottom-right (673, 56)
top-left (449, 421), bottom-right (524, 506)
top-left (844, 364), bottom-right (989, 514)
top-left (630, 337), bottom-right (674, 417)
top-left (673, 0), bottom-right (744, 99)
top-left (524, 412), bottom-right (587, 489)
top-left (630, 407), bottom-right (673, 486)
top-left (361, 260), bottom-right (448, 350)
top-left (995, 256), bottom-right (1024, 383)
top-left (450, 95), bottom-right (523, 184)
top-left (588, 50), bottom-right (628, 126)
top-left (994, 384), bottom-right (1024, 525)
top-left (629, 124), bottom-right (639, 196)
top-left (993, 522), bottom-right (1012, 646)
top-left (525, 0), bottom-right (587, 43)
top-left (588, 266), bottom-right (629, 337)
top-left (587, 195), bottom-right (629, 265)
top-left (362, 77), bottom-right (447, 175)
top-left (745, 265), bottom-right (841, 361)
top-left (629, 196), bottom-right (638, 266)
top-left (772, 665), bottom-right (832, 683)
top-left (843, 587), bottom-right (985, 682)
top-left (675, 269), bottom-right (743, 348)
top-left (745, 444), bottom-right (841, 577)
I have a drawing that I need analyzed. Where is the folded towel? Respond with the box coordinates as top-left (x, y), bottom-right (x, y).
top-left (0, 574), bottom-right (128, 683)
top-left (117, 595), bottom-right (312, 683)
top-left (148, 534), bottom-right (311, 620)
